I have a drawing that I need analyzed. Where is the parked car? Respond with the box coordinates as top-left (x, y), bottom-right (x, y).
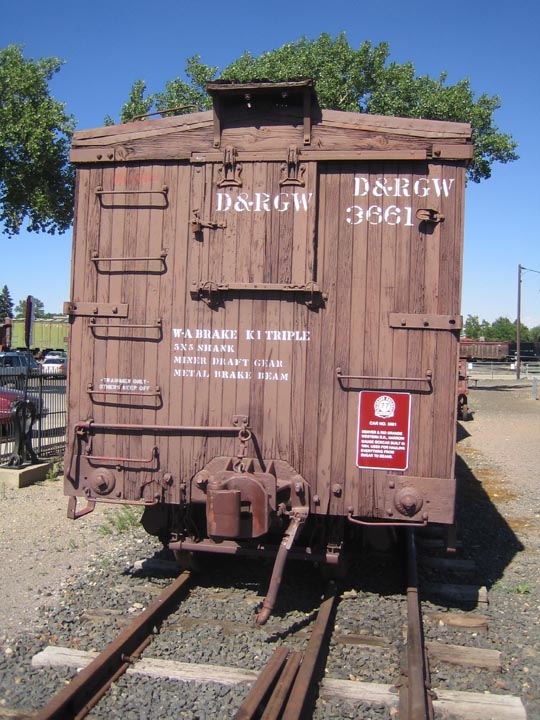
top-left (41, 356), bottom-right (67, 375)
top-left (43, 351), bottom-right (67, 361)
top-left (0, 387), bottom-right (47, 430)
top-left (0, 352), bottom-right (42, 388)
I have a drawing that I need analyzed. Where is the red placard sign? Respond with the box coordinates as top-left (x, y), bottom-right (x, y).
top-left (357, 391), bottom-right (411, 471)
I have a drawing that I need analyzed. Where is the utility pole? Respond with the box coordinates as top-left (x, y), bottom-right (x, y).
top-left (516, 264), bottom-right (540, 380)
top-left (516, 265), bottom-right (522, 380)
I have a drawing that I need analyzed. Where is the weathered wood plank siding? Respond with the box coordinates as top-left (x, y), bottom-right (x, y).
top-left (66, 88), bottom-right (470, 528)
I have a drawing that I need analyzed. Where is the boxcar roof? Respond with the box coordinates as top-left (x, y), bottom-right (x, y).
top-left (71, 104), bottom-right (472, 164)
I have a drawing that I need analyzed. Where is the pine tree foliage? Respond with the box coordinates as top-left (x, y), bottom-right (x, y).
top-left (0, 285), bottom-right (14, 319)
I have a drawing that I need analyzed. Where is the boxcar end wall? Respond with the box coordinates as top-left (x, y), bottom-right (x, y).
top-left (65, 81), bottom-right (472, 560)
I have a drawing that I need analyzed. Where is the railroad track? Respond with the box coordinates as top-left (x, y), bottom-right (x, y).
top-left (24, 531), bottom-right (526, 719)
top-left (34, 570), bottom-right (193, 720)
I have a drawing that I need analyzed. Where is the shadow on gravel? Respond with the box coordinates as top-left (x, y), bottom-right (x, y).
top-left (472, 383), bottom-right (530, 392)
top-left (404, 419), bottom-right (525, 610)
top-left (127, 548), bottom-right (330, 625)
top-left (448, 451), bottom-right (524, 603)
top-left (456, 422), bottom-right (472, 441)
top-left (122, 417), bottom-right (524, 621)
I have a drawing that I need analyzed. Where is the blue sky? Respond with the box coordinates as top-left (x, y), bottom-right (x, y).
top-left (2, 0), bottom-right (539, 327)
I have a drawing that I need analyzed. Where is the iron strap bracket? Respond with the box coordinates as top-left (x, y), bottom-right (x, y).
top-left (191, 280), bottom-right (327, 309)
top-left (389, 313), bottom-right (463, 331)
top-left (63, 302), bottom-right (129, 317)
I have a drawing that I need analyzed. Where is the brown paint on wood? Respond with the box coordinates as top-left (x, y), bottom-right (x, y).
top-left (65, 83), bottom-right (470, 539)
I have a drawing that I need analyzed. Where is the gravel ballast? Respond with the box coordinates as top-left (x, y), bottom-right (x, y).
top-left (0, 378), bottom-right (539, 718)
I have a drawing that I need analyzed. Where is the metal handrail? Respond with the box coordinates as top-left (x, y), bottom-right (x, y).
top-left (95, 185), bottom-right (168, 197)
top-left (336, 368), bottom-right (433, 385)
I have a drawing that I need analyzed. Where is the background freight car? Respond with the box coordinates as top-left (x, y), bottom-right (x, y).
top-left (459, 340), bottom-right (510, 362)
top-left (460, 339), bottom-right (540, 362)
top-left (64, 80), bottom-right (472, 622)
top-left (509, 341), bottom-right (540, 361)
top-left (10, 317), bottom-right (69, 355)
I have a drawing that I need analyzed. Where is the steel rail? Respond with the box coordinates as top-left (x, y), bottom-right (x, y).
top-left (282, 586), bottom-right (337, 719)
top-left (34, 571), bottom-right (192, 720)
top-left (261, 652), bottom-right (303, 720)
top-left (399, 529), bottom-right (433, 720)
top-left (233, 647), bottom-right (290, 720)
top-left (233, 583), bottom-right (337, 720)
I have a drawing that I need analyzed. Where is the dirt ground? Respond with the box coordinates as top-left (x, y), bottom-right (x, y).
top-left (457, 376), bottom-right (540, 541)
top-left (0, 476), bottom-right (129, 641)
top-left (0, 376), bottom-right (539, 644)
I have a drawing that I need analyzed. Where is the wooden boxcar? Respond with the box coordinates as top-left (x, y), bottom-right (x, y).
top-left (460, 340), bottom-right (540, 363)
top-left (459, 340), bottom-right (540, 363)
top-left (65, 81), bottom-right (472, 620)
top-left (459, 340), bottom-right (511, 362)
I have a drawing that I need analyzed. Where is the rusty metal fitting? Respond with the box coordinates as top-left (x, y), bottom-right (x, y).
top-left (89, 468), bottom-right (116, 495)
top-left (194, 470), bottom-right (210, 488)
top-left (238, 427), bottom-right (252, 442)
top-left (394, 486), bottom-right (424, 517)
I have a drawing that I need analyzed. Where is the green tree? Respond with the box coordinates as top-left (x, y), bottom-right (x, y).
top-left (465, 316), bottom-right (535, 343)
top-left (14, 297), bottom-right (46, 319)
top-left (480, 319), bottom-right (492, 340)
top-left (0, 285), bottom-right (14, 319)
top-left (113, 34), bottom-right (518, 182)
top-left (530, 325), bottom-right (540, 342)
top-left (153, 55), bottom-right (217, 116)
top-left (464, 315), bottom-right (482, 339)
top-left (110, 56), bottom-right (217, 125)
top-left (0, 45), bottom-right (75, 235)
top-left (483, 316), bottom-right (530, 342)
top-left (104, 79), bottom-right (154, 126)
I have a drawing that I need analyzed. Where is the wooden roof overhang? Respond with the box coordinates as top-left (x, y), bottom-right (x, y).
top-left (70, 81), bottom-right (473, 165)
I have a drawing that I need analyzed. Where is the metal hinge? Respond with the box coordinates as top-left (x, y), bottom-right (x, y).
top-left (280, 147), bottom-right (305, 187)
top-left (217, 146), bottom-right (242, 187)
